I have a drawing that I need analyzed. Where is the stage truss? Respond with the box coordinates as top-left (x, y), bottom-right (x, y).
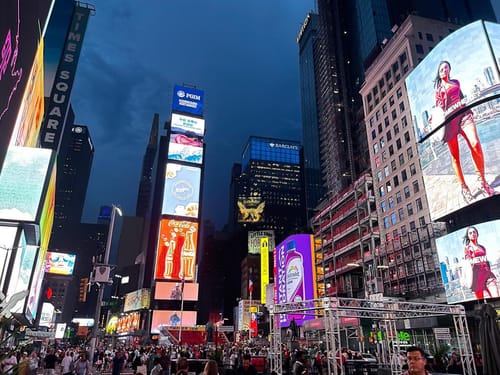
top-left (268, 297), bottom-right (476, 375)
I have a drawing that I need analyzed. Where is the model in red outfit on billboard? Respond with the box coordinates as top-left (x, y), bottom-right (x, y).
top-left (463, 226), bottom-right (498, 300)
top-left (431, 61), bottom-right (494, 203)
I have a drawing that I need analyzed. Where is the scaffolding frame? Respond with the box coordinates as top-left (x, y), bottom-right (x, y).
top-left (269, 297), bottom-right (476, 375)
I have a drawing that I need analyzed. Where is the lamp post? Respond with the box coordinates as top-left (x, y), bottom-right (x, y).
top-left (89, 205), bottom-right (122, 363)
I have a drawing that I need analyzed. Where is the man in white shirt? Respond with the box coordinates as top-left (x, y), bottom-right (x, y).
top-left (61, 352), bottom-right (75, 375)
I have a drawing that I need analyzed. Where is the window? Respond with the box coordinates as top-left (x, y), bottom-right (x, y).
top-left (378, 123), bottom-right (383, 133)
top-left (396, 87), bottom-right (402, 99)
top-left (388, 197), bottom-right (394, 208)
top-left (389, 96), bottom-right (395, 106)
top-left (377, 171), bottom-right (383, 182)
top-left (391, 109), bottom-right (397, 120)
top-left (382, 151), bottom-right (387, 161)
top-left (419, 216), bottom-right (426, 226)
top-left (387, 130), bottom-right (392, 141)
top-left (399, 102), bottom-right (405, 112)
top-left (393, 175), bottom-right (399, 187)
top-left (410, 163), bottom-right (416, 176)
top-left (386, 181), bottom-right (392, 192)
top-left (379, 186), bottom-right (385, 197)
top-left (416, 198), bottom-right (423, 211)
top-left (379, 78), bottom-right (385, 88)
top-left (404, 131), bottom-right (411, 143)
top-left (376, 110), bottom-right (381, 121)
top-left (385, 70), bottom-right (392, 80)
top-left (373, 86), bottom-right (378, 96)
top-left (384, 117), bottom-right (390, 127)
top-left (384, 217), bottom-right (390, 228)
top-left (384, 165), bottom-right (390, 177)
top-left (413, 180), bottom-right (419, 193)
top-left (367, 93), bottom-right (372, 103)
top-left (396, 138), bottom-right (402, 150)
top-left (372, 130), bottom-right (376, 140)
top-left (407, 147), bottom-right (413, 159)
top-left (382, 103), bottom-right (387, 114)
top-left (416, 44), bottom-right (424, 54)
top-left (396, 191), bottom-right (402, 203)
top-left (381, 201), bottom-right (387, 212)
top-left (402, 116), bottom-right (408, 128)
top-left (398, 208), bottom-right (405, 220)
top-left (399, 52), bottom-right (407, 64)
top-left (404, 186), bottom-right (411, 198)
top-left (369, 117), bottom-right (375, 127)
top-left (402, 169), bottom-right (408, 181)
top-left (418, 32), bottom-right (423, 39)
top-left (391, 160), bottom-right (397, 171)
top-left (392, 61), bottom-right (399, 73)
top-left (403, 65), bottom-right (409, 74)
top-left (407, 203), bottom-right (414, 216)
top-left (391, 212), bottom-right (397, 225)
top-left (389, 145), bottom-right (394, 156)
top-left (373, 143), bottom-right (379, 154)
top-left (409, 221), bottom-right (416, 231)
top-left (394, 123), bottom-right (400, 134)
top-left (426, 33), bottom-right (434, 41)
top-left (380, 137), bottom-right (385, 148)
top-left (399, 154), bottom-right (404, 165)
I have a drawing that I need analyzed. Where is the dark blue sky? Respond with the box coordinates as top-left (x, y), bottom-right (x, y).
top-left (69, 1), bottom-right (315, 228)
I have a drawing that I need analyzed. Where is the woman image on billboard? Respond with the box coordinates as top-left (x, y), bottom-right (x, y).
top-left (463, 226), bottom-right (498, 300)
top-left (430, 61), bottom-right (494, 203)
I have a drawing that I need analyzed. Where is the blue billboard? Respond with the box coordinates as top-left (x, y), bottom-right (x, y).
top-left (172, 85), bottom-right (204, 116)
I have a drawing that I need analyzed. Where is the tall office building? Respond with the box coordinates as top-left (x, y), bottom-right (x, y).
top-left (233, 136), bottom-right (306, 246)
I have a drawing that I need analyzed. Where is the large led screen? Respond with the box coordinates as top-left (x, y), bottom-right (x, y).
top-left (151, 310), bottom-right (197, 333)
top-left (248, 230), bottom-right (275, 255)
top-left (123, 289), bottom-right (150, 313)
top-left (162, 163), bottom-right (201, 218)
top-left (436, 219), bottom-right (500, 304)
top-left (155, 281), bottom-right (199, 301)
top-left (155, 219), bottom-right (198, 282)
top-left (168, 134), bottom-right (203, 164)
top-left (0, 147), bottom-right (52, 221)
top-left (44, 252), bottom-right (76, 275)
top-left (171, 113), bottom-right (205, 137)
top-left (237, 197), bottom-right (265, 223)
top-left (172, 85), bottom-right (204, 116)
top-left (405, 21), bottom-right (500, 221)
top-left (274, 234), bottom-right (318, 327)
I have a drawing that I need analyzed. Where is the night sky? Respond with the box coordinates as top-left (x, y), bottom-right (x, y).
top-left (64, 1), bottom-right (315, 229)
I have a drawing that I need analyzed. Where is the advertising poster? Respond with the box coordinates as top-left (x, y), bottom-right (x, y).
top-left (237, 197), bottom-right (265, 223)
top-left (116, 312), bottom-right (141, 334)
top-left (167, 133), bottom-right (203, 164)
top-left (162, 163), bottom-right (201, 219)
top-left (151, 310), bottom-right (197, 333)
top-left (170, 113), bottom-right (205, 137)
top-left (44, 252), bottom-right (76, 275)
top-left (39, 302), bottom-right (54, 327)
top-left (123, 289), bottom-right (150, 313)
top-left (405, 21), bottom-right (500, 221)
top-left (155, 219), bottom-right (198, 282)
top-left (436, 219), bottom-right (500, 304)
top-left (155, 281), bottom-right (199, 301)
top-left (248, 230), bottom-right (275, 255)
top-left (274, 234), bottom-right (318, 327)
top-left (172, 85), bottom-right (204, 116)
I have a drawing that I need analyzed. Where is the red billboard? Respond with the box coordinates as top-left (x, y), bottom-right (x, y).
top-left (155, 219), bottom-right (198, 281)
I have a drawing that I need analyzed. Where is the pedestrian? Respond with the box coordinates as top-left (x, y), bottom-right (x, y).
top-left (43, 348), bottom-right (58, 375)
top-left (111, 349), bottom-right (126, 375)
top-left (292, 350), bottom-right (307, 375)
top-left (203, 359), bottom-right (219, 375)
top-left (402, 346), bottom-right (431, 375)
top-left (175, 357), bottom-right (189, 375)
top-left (61, 351), bottom-right (75, 375)
top-left (74, 353), bottom-right (90, 375)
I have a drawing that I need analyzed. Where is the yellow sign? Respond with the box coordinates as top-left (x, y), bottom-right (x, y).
top-left (249, 306), bottom-right (258, 313)
top-left (260, 237), bottom-right (269, 303)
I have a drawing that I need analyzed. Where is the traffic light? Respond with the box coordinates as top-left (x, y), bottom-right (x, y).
top-left (79, 278), bottom-right (89, 302)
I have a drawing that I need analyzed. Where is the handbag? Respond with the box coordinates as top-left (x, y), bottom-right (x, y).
top-left (460, 258), bottom-right (473, 289)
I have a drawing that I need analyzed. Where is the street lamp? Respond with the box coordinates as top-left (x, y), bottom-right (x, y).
top-left (89, 204), bottom-right (122, 362)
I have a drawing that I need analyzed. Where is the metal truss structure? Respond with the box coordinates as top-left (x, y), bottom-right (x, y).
top-left (269, 297), bottom-right (477, 375)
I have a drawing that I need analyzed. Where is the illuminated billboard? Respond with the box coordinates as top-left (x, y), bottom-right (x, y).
top-left (45, 252), bottom-right (76, 275)
top-left (171, 113), bottom-right (205, 137)
top-left (237, 197), bottom-right (265, 223)
top-left (436, 219), bottom-right (500, 304)
top-left (151, 310), bottom-right (197, 332)
top-left (248, 230), bottom-right (275, 254)
top-left (168, 133), bottom-right (203, 164)
top-left (172, 85), bottom-right (204, 116)
top-left (116, 312), bottom-right (141, 334)
top-left (123, 289), bottom-right (151, 313)
top-left (274, 234), bottom-right (318, 327)
top-left (26, 254), bottom-right (46, 323)
top-left (39, 162), bottom-right (56, 253)
top-left (162, 163), bottom-right (201, 218)
top-left (0, 147), bottom-right (53, 221)
top-left (261, 238), bottom-right (269, 304)
top-left (155, 219), bottom-right (198, 281)
top-left (405, 20), bottom-right (500, 220)
top-left (39, 302), bottom-right (54, 327)
top-left (155, 281), bottom-right (199, 301)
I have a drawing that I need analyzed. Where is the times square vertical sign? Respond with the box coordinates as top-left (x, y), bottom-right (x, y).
top-left (40, 5), bottom-right (91, 152)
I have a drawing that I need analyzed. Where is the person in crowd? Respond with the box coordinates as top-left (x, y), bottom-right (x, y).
top-left (292, 350), bottom-right (307, 375)
top-left (18, 352), bottom-right (30, 375)
top-left (28, 351), bottom-right (39, 375)
top-left (43, 348), bottom-right (58, 375)
top-left (402, 346), bottom-right (430, 375)
top-left (430, 60), bottom-right (494, 202)
top-left (74, 353), bottom-right (90, 375)
top-left (176, 357), bottom-right (189, 375)
top-left (463, 226), bottom-right (499, 300)
top-left (447, 351), bottom-right (463, 374)
top-left (2, 350), bottom-right (18, 374)
top-left (236, 354), bottom-right (257, 375)
top-left (111, 349), bottom-right (126, 375)
top-left (150, 357), bottom-right (163, 375)
top-left (203, 359), bottom-right (219, 375)
top-left (61, 351), bottom-right (75, 375)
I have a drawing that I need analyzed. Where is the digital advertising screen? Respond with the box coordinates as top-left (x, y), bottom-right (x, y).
top-left (435, 219), bottom-right (500, 304)
top-left (123, 289), bottom-right (150, 313)
top-left (405, 20), bottom-right (500, 221)
top-left (116, 312), bottom-right (141, 334)
top-left (155, 281), bottom-right (199, 301)
top-left (151, 310), bottom-right (198, 333)
top-left (0, 147), bottom-right (53, 222)
top-left (167, 133), bottom-right (203, 164)
top-left (44, 252), bottom-right (76, 275)
top-left (39, 302), bottom-right (54, 327)
top-left (162, 163), bottom-right (201, 218)
top-left (274, 234), bottom-right (318, 327)
top-left (26, 254), bottom-right (46, 323)
top-left (172, 85), bottom-right (204, 116)
top-left (170, 113), bottom-right (205, 137)
top-left (237, 197), bottom-right (265, 223)
top-left (39, 162), bottom-right (56, 253)
top-left (155, 219), bottom-right (198, 282)
top-left (248, 230), bottom-right (275, 255)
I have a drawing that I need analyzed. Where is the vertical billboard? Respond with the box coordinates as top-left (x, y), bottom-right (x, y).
top-left (274, 234), bottom-right (318, 327)
top-left (170, 113), bottom-right (205, 137)
top-left (155, 219), bottom-right (198, 281)
top-left (162, 163), bottom-right (201, 218)
top-left (172, 85), bottom-right (204, 116)
top-left (405, 21), bottom-right (500, 221)
top-left (167, 133), bottom-right (203, 164)
top-left (151, 310), bottom-right (197, 332)
top-left (260, 238), bottom-right (269, 304)
top-left (436, 219), bottom-right (500, 304)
